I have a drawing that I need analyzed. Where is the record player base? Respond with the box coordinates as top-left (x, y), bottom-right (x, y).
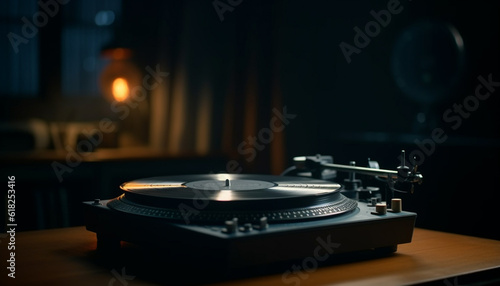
top-left (4, 226), bottom-right (500, 285)
top-left (83, 200), bottom-right (417, 269)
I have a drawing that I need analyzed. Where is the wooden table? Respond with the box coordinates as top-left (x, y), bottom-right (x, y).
top-left (1, 226), bottom-right (500, 285)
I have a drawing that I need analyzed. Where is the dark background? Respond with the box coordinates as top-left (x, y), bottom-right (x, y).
top-left (1, 0), bottom-right (499, 240)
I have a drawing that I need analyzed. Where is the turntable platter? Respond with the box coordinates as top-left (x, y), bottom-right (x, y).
top-left (107, 174), bottom-right (357, 223)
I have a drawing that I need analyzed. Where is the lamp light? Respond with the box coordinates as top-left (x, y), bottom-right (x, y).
top-left (99, 47), bottom-right (141, 103)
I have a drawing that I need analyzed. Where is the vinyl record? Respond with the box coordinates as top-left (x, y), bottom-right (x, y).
top-left (120, 174), bottom-right (341, 200)
top-left (107, 174), bottom-right (357, 223)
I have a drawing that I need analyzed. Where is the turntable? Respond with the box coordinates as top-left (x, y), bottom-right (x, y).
top-left (83, 151), bottom-right (422, 276)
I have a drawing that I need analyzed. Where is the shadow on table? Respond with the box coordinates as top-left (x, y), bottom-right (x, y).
top-left (81, 241), bottom-right (404, 285)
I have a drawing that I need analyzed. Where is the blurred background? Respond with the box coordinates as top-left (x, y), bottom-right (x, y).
top-left (1, 0), bottom-right (499, 239)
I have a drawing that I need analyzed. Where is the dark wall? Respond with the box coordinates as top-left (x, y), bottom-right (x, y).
top-left (2, 0), bottom-right (499, 239)
top-left (272, 0), bottom-right (500, 239)
top-left (183, 0), bottom-right (500, 238)
top-left (163, 0), bottom-right (500, 238)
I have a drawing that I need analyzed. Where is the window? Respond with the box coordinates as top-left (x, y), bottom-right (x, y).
top-left (1, 1), bottom-right (39, 97)
top-left (1, 0), bottom-right (121, 99)
top-left (61, 0), bottom-right (121, 97)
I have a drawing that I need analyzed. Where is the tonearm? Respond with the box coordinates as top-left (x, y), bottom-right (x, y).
top-left (292, 150), bottom-right (423, 200)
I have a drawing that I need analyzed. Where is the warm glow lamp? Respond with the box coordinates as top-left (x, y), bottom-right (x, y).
top-left (112, 77), bottom-right (129, 102)
top-left (99, 48), bottom-right (141, 103)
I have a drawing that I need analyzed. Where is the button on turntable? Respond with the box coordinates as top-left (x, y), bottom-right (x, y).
top-left (222, 218), bottom-right (238, 234)
top-left (239, 223), bottom-right (253, 232)
top-left (371, 203), bottom-right (387, 215)
top-left (388, 198), bottom-right (402, 213)
top-left (259, 217), bottom-right (268, 230)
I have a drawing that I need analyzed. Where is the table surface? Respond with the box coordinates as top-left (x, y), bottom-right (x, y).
top-left (1, 226), bottom-right (500, 285)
